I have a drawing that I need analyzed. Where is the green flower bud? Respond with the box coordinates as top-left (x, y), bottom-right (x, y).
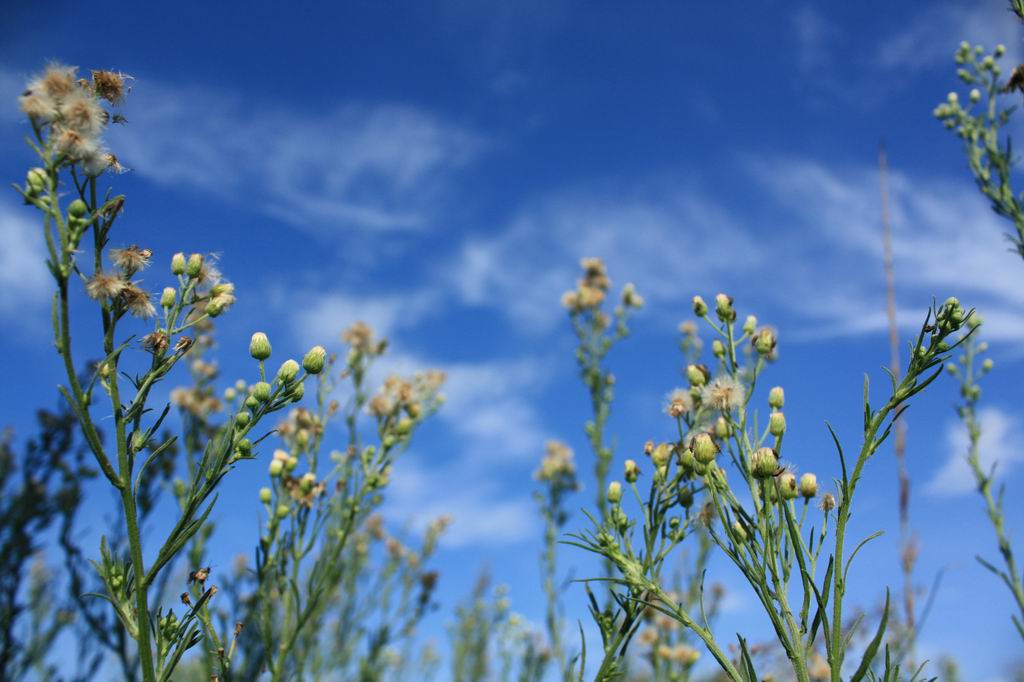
top-left (285, 456), bottom-right (299, 472)
top-left (996, 44), bottom-right (1006, 58)
top-left (799, 473), bottom-right (818, 499)
top-left (160, 287), bottom-right (176, 308)
top-left (249, 332), bottom-right (272, 361)
top-left (396, 417), bottom-right (414, 436)
top-left (624, 459), bottom-right (640, 483)
top-left (259, 487), bottom-right (272, 504)
top-left (269, 459), bottom-right (284, 476)
top-left (607, 481), bottom-right (623, 504)
top-left (171, 252), bottom-right (187, 275)
top-left (753, 328), bottom-right (776, 355)
top-left (678, 487), bottom-right (694, 508)
top-left (692, 295), bottom-right (708, 317)
top-left (276, 503), bottom-right (290, 519)
top-left (68, 198), bottom-right (88, 218)
top-left (732, 521), bottom-right (747, 542)
top-left (982, 358), bottom-right (994, 372)
top-left (714, 416), bottom-right (731, 439)
top-left (711, 339), bottom-right (725, 358)
top-left (742, 314), bottom-right (757, 335)
top-left (288, 382), bottom-right (305, 402)
top-left (714, 293), bottom-right (735, 322)
top-left (651, 442), bottom-right (671, 468)
top-left (302, 345), bottom-right (327, 374)
top-left (769, 411), bottom-right (786, 437)
top-left (252, 381), bottom-right (271, 402)
top-left (686, 364), bottom-right (708, 387)
top-left (678, 447), bottom-right (696, 475)
top-left (237, 438), bottom-right (252, 455)
top-left (206, 299), bottom-right (224, 317)
top-left (186, 253), bottom-right (204, 278)
top-left (277, 359), bottom-right (300, 383)
top-left (692, 433), bottom-right (717, 464)
top-left (779, 472), bottom-right (799, 500)
top-left (245, 395), bottom-right (259, 410)
top-left (26, 168), bottom-right (46, 194)
top-left (970, 88), bottom-right (981, 103)
top-left (235, 411), bottom-right (251, 428)
top-left (768, 386), bottom-right (785, 410)
top-left (751, 447), bottom-right (777, 479)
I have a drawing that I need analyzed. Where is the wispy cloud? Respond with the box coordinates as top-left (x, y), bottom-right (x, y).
top-left (450, 185), bottom-right (762, 332)
top-left (384, 458), bottom-right (537, 548)
top-left (0, 200), bottom-right (50, 319)
top-left (107, 79), bottom-right (484, 233)
top-left (876, 0), bottom-right (1023, 73)
top-left (286, 288), bottom-right (440, 348)
top-left (749, 157), bottom-right (1024, 341)
top-left (928, 406), bottom-right (1024, 495)
top-left (792, 5), bottom-right (837, 73)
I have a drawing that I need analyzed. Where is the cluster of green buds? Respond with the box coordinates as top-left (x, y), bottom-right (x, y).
top-left (946, 313), bottom-right (990, 402)
top-left (157, 611), bottom-right (179, 640)
top-left (243, 332), bottom-right (324, 417)
top-left (935, 41), bottom-right (1024, 256)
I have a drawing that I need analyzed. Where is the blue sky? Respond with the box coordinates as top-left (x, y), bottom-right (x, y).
top-left (3, 0), bottom-right (1024, 679)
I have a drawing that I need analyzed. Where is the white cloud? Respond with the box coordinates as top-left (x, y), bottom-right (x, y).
top-left (876, 1), bottom-right (1023, 72)
top-left (450, 186), bottom-right (762, 332)
top-left (0, 201), bottom-right (50, 316)
top-left (928, 406), bottom-right (1024, 495)
top-left (749, 157), bottom-right (1024, 341)
top-left (107, 80), bottom-right (483, 232)
top-left (792, 5), bottom-right (837, 73)
top-left (384, 458), bottom-right (537, 548)
top-left (287, 289), bottom-right (439, 348)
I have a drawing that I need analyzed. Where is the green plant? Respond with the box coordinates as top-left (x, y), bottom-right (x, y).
top-left (568, 277), bottom-right (971, 681)
top-left (14, 64), bottom-right (321, 682)
top-left (534, 440), bottom-right (580, 680)
top-left (946, 317), bottom-right (1024, 639)
top-left (934, 40), bottom-right (1024, 257)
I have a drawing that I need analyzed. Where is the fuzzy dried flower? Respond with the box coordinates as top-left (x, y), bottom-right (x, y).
top-left (699, 375), bottom-right (746, 412)
top-left (19, 91), bottom-right (58, 122)
top-left (121, 283), bottom-right (155, 319)
top-left (91, 70), bottom-right (129, 104)
top-left (534, 440), bottom-right (577, 485)
top-left (36, 64), bottom-right (78, 101)
top-left (58, 90), bottom-right (106, 138)
top-left (85, 271), bottom-right (125, 300)
top-left (141, 332), bottom-right (169, 355)
top-left (54, 128), bottom-right (98, 160)
top-left (342, 320), bottom-right (386, 355)
top-left (664, 388), bottom-right (693, 418)
top-left (110, 245), bottom-right (152, 273)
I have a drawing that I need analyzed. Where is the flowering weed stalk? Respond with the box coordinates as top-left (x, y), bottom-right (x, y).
top-left (534, 441), bottom-right (580, 680)
top-left (13, 64), bottom-right (317, 682)
top-left (569, 288), bottom-right (971, 681)
top-left (249, 323), bottom-right (445, 681)
top-left (946, 318), bottom-right (1024, 639)
top-left (934, 40), bottom-right (1024, 257)
top-left (562, 259), bottom-right (643, 524)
